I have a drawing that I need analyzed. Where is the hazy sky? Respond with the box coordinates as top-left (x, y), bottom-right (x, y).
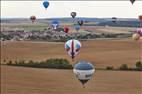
top-left (1, 1), bottom-right (142, 18)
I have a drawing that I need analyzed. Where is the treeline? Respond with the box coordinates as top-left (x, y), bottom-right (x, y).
top-left (6, 58), bottom-right (73, 69)
top-left (4, 58), bottom-right (142, 71)
top-left (106, 61), bottom-right (142, 71)
top-left (98, 21), bottom-right (142, 27)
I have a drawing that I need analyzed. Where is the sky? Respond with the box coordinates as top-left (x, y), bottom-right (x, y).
top-left (1, 1), bottom-right (142, 18)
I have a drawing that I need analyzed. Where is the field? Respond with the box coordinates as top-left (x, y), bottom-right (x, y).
top-left (1, 39), bottom-right (141, 68)
top-left (1, 65), bottom-right (141, 94)
top-left (1, 26), bottom-right (142, 94)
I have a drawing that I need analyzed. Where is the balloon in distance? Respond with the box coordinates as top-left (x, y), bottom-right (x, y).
top-left (132, 33), bottom-right (140, 41)
top-left (43, 0), bottom-right (49, 9)
top-left (136, 28), bottom-right (142, 36)
top-left (71, 12), bottom-right (77, 18)
top-left (30, 16), bottom-right (36, 23)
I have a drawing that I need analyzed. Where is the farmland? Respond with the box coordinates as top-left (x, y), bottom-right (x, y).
top-left (1, 18), bottom-right (142, 94)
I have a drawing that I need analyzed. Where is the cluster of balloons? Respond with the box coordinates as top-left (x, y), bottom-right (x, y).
top-left (70, 12), bottom-right (84, 32)
top-left (28, 1), bottom-right (140, 88)
top-left (65, 39), bottom-right (95, 87)
top-left (50, 11), bottom-right (84, 33)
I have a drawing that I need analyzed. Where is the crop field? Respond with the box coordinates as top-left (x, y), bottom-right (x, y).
top-left (1, 39), bottom-right (141, 68)
top-left (1, 65), bottom-right (141, 94)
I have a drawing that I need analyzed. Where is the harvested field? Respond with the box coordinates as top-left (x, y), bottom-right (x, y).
top-left (1, 39), bottom-right (141, 68)
top-left (1, 66), bottom-right (141, 94)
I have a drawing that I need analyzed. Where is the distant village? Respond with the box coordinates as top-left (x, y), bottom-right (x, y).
top-left (0, 26), bottom-right (133, 42)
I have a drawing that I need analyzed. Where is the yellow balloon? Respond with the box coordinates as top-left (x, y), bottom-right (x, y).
top-left (132, 33), bottom-right (140, 41)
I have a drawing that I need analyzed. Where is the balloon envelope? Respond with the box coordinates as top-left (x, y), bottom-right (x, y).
top-left (43, 1), bottom-right (49, 9)
top-left (30, 16), bottom-right (36, 23)
top-left (139, 15), bottom-right (142, 21)
top-left (51, 20), bottom-right (59, 30)
top-left (130, 0), bottom-right (135, 4)
top-left (64, 27), bottom-right (69, 33)
top-left (136, 28), bottom-right (142, 36)
top-left (65, 39), bottom-right (81, 60)
top-left (74, 25), bottom-right (80, 31)
top-left (132, 33), bottom-right (140, 41)
top-left (73, 61), bottom-right (95, 85)
top-left (71, 12), bottom-right (77, 18)
top-left (78, 20), bottom-right (84, 26)
top-left (112, 17), bottom-right (117, 23)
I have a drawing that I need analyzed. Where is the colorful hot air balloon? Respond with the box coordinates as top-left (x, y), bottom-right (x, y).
top-left (136, 28), bottom-right (142, 36)
top-left (65, 39), bottom-right (81, 61)
top-left (112, 17), bottom-right (117, 23)
top-left (139, 15), bottom-right (142, 22)
top-left (64, 27), bottom-right (69, 33)
top-left (71, 12), bottom-right (77, 18)
top-left (51, 20), bottom-right (59, 30)
top-left (30, 16), bottom-right (36, 23)
top-left (78, 20), bottom-right (84, 26)
top-left (43, 0), bottom-right (49, 9)
top-left (130, 0), bottom-right (135, 5)
top-left (74, 25), bottom-right (80, 31)
top-left (132, 33), bottom-right (140, 41)
top-left (73, 61), bottom-right (95, 88)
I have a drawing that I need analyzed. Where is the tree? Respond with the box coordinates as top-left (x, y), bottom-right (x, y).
top-left (119, 64), bottom-right (128, 70)
top-left (136, 61), bottom-right (142, 71)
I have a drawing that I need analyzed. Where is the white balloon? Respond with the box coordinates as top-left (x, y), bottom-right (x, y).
top-left (73, 61), bottom-right (95, 86)
top-left (65, 39), bottom-right (81, 59)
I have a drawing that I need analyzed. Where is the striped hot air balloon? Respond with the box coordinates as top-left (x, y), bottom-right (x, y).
top-left (65, 39), bottom-right (81, 61)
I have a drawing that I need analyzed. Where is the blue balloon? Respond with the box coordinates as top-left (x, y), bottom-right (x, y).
top-left (51, 20), bottom-right (59, 29)
top-left (75, 25), bottom-right (80, 31)
top-left (52, 20), bottom-right (59, 25)
top-left (43, 1), bottom-right (49, 9)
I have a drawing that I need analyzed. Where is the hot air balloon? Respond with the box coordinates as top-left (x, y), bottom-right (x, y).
top-left (30, 16), bottom-right (36, 23)
top-left (71, 12), bottom-right (77, 18)
top-left (136, 28), bottom-right (142, 36)
top-left (51, 20), bottom-right (59, 30)
top-left (43, 0), bottom-right (49, 9)
top-left (112, 17), bottom-right (117, 23)
top-left (74, 25), bottom-right (80, 31)
top-left (130, 0), bottom-right (135, 5)
top-left (132, 33), bottom-right (140, 41)
top-left (73, 61), bottom-right (95, 88)
top-left (65, 39), bottom-right (81, 61)
top-left (78, 20), bottom-right (84, 26)
top-left (139, 15), bottom-right (142, 22)
top-left (64, 27), bottom-right (69, 33)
